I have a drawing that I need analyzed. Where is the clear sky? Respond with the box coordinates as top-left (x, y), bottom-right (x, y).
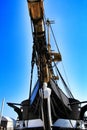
top-left (0, 0), bottom-right (87, 119)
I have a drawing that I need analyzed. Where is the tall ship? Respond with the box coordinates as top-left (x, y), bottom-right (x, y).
top-left (7, 0), bottom-right (87, 130)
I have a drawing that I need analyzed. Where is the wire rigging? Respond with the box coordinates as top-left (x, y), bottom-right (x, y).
top-left (61, 61), bottom-right (74, 97)
top-left (49, 23), bottom-right (74, 98)
top-left (54, 61), bottom-right (74, 98)
top-left (50, 24), bottom-right (60, 53)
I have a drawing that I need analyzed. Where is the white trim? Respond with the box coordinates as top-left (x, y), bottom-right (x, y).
top-left (16, 119), bottom-right (44, 128)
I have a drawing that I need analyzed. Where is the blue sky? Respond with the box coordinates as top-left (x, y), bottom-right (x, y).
top-left (0, 0), bottom-right (87, 119)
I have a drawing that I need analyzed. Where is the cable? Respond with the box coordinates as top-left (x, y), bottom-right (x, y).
top-left (54, 62), bottom-right (74, 98)
top-left (29, 62), bottom-right (34, 102)
top-left (53, 65), bottom-right (74, 128)
top-left (50, 24), bottom-right (60, 53)
top-left (61, 61), bottom-right (74, 98)
top-left (49, 23), bottom-right (74, 98)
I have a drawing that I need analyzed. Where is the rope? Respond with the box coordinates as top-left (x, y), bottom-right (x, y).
top-left (49, 23), bottom-right (72, 94)
top-left (49, 23), bottom-right (74, 98)
top-left (29, 62), bottom-right (34, 103)
top-left (54, 62), bottom-right (74, 98)
top-left (29, 44), bottom-right (36, 102)
top-left (61, 61), bottom-right (74, 98)
top-left (50, 24), bottom-right (60, 53)
top-left (53, 62), bottom-right (74, 128)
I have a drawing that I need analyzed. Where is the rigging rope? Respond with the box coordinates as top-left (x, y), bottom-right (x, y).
top-left (53, 63), bottom-right (74, 128)
top-left (61, 61), bottom-right (74, 98)
top-left (50, 24), bottom-right (60, 53)
top-left (54, 62), bottom-right (74, 98)
top-left (29, 44), bottom-right (36, 102)
top-left (50, 28), bottom-right (75, 126)
top-left (29, 62), bottom-right (34, 102)
top-left (49, 23), bottom-right (74, 98)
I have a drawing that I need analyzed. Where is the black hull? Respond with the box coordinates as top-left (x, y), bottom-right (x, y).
top-left (20, 80), bottom-right (80, 121)
top-left (8, 80), bottom-right (87, 129)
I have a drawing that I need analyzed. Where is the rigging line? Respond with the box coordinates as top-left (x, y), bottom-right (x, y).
top-left (50, 24), bottom-right (60, 53)
top-left (58, 67), bottom-right (74, 98)
top-left (53, 65), bottom-right (74, 129)
top-left (54, 62), bottom-right (74, 99)
top-left (28, 60), bottom-right (34, 121)
top-left (49, 23), bottom-right (73, 97)
top-left (49, 18), bottom-right (73, 98)
top-left (52, 79), bottom-right (74, 128)
top-left (43, 10), bottom-right (47, 23)
top-left (50, 26), bottom-right (73, 98)
top-left (29, 45), bottom-right (36, 101)
top-left (29, 63), bottom-right (34, 101)
top-left (61, 61), bottom-right (74, 98)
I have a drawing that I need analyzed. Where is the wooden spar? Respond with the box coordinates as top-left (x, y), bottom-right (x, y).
top-left (27, 0), bottom-right (62, 83)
